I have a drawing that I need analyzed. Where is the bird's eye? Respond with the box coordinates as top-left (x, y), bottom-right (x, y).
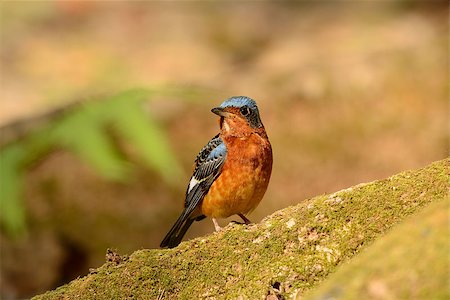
top-left (240, 106), bottom-right (251, 117)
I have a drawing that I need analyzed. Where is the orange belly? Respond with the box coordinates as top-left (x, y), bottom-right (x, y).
top-left (200, 134), bottom-right (272, 218)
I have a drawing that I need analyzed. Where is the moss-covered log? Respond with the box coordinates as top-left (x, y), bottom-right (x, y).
top-left (34, 159), bottom-right (448, 299)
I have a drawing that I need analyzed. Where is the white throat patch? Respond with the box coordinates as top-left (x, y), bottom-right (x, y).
top-left (222, 120), bottom-right (231, 133)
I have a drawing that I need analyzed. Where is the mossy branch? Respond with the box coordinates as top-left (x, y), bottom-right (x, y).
top-left (34, 159), bottom-right (448, 299)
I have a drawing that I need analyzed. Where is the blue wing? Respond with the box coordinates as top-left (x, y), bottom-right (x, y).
top-left (160, 134), bottom-right (227, 248)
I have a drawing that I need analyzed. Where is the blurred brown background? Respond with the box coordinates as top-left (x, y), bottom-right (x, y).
top-left (0, 2), bottom-right (448, 299)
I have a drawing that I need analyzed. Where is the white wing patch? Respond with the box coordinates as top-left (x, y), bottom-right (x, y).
top-left (188, 177), bottom-right (200, 193)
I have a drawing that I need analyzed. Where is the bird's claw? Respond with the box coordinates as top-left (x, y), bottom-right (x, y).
top-left (212, 218), bottom-right (222, 232)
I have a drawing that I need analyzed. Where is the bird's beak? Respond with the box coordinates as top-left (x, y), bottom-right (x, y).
top-left (211, 107), bottom-right (229, 117)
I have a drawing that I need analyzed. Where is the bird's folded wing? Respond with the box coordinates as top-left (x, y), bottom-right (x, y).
top-left (183, 134), bottom-right (227, 215)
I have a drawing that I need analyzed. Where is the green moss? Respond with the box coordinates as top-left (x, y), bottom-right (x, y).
top-left (303, 197), bottom-right (450, 300)
top-left (33, 159), bottom-right (449, 299)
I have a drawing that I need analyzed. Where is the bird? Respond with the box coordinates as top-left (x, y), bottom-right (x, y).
top-left (160, 96), bottom-right (273, 248)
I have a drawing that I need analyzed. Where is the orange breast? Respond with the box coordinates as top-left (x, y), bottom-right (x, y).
top-left (200, 133), bottom-right (272, 218)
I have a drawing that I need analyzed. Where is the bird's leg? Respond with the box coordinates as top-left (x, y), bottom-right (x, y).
top-left (238, 213), bottom-right (252, 224)
top-left (212, 218), bottom-right (222, 232)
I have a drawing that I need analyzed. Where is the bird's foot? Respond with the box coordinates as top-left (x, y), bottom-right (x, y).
top-left (212, 218), bottom-right (222, 232)
top-left (230, 214), bottom-right (252, 226)
top-left (230, 220), bottom-right (244, 225)
top-left (238, 213), bottom-right (252, 224)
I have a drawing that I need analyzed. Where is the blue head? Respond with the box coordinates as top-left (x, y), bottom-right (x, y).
top-left (211, 96), bottom-right (263, 129)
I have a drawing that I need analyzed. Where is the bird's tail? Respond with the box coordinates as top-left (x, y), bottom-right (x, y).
top-left (160, 213), bottom-right (195, 248)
